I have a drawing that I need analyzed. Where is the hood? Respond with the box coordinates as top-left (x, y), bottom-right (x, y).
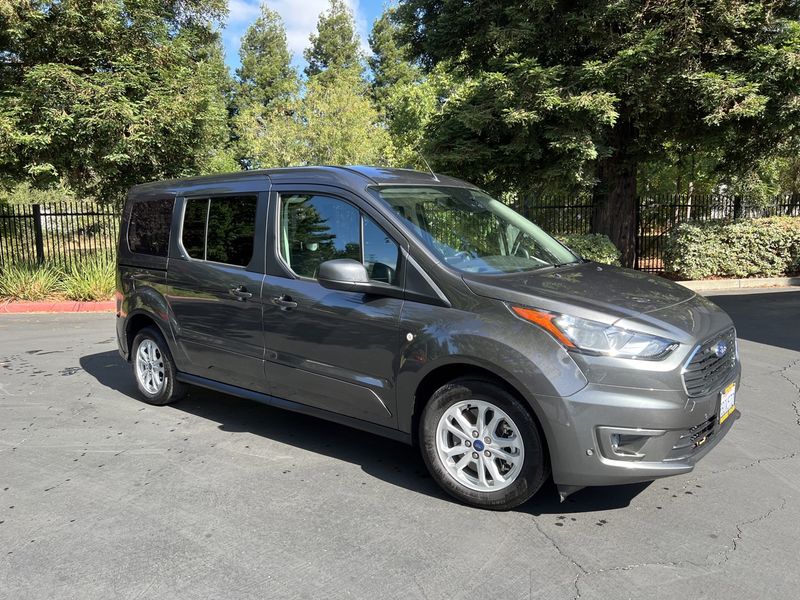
top-left (462, 263), bottom-right (696, 326)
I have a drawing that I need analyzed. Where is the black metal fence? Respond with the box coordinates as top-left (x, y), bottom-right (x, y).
top-left (518, 193), bottom-right (800, 272)
top-left (512, 197), bottom-right (595, 235)
top-left (0, 202), bottom-right (119, 270)
top-left (635, 194), bottom-right (800, 271)
top-left (1, 194), bottom-right (798, 273)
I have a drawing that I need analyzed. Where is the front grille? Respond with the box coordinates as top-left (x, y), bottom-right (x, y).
top-left (676, 416), bottom-right (715, 450)
top-left (667, 415), bottom-right (717, 460)
top-left (682, 328), bottom-right (737, 397)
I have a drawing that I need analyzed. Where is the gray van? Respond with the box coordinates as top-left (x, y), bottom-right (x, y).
top-left (116, 166), bottom-right (740, 509)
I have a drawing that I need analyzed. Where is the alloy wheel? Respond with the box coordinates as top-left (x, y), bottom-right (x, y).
top-left (435, 399), bottom-right (525, 492)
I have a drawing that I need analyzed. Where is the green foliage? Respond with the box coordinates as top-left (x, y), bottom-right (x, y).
top-left (556, 234), bottom-right (621, 266)
top-left (1, 0), bottom-right (232, 205)
top-left (368, 7), bottom-right (419, 111)
top-left (664, 217), bottom-right (800, 279)
top-left (366, 8), bottom-right (456, 170)
top-left (301, 71), bottom-right (393, 165)
top-left (0, 181), bottom-right (75, 206)
top-left (0, 262), bottom-right (64, 301)
top-left (396, 0), bottom-right (800, 261)
top-left (62, 255), bottom-right (116, 301)
top-left (0, 255), bottom-right (116, 301)
top-left (235, 1), bottom-right (392, 169)
top-left (236, 3), bottom-right (299, 107)
top-left (303, 0), bottom-right (363, 80)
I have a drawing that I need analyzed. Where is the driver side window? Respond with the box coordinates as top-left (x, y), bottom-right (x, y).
top-left (279, 194), bottom-right (400, 285)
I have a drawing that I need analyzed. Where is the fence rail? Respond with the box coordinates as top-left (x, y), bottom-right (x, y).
top-left (1, 194), bottom-right (798, 273)
top-left (521, 193), bottom-right (800, 272)
top-left (0, 202), bottom-right (119, 270)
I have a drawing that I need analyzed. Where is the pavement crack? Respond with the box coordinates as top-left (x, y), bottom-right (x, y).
top-left (529, 517), bottom-right (587, 599)
top-left (713, 498), bottom-right (787, 566)
top-left (531, 517), bottom-right (588, 575)
top-left (561, 498), bottom-right (786, 597)
top-left (776, 357), bottom-right (800, 426)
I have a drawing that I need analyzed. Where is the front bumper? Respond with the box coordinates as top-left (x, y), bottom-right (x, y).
top-left (537, 363), bottom-right (741, 488)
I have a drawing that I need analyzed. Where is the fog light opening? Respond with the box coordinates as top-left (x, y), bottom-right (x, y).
top-left (610, 433), bottom-right (649, 458)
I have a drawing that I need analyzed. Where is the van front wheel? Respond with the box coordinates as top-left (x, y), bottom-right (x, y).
top-left (420, 377), bottom-right (549, 510)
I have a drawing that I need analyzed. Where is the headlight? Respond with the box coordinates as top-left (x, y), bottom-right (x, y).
top-left (511, 306), bottom-right (678, 360)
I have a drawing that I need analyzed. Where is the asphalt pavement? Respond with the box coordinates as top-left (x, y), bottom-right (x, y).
top-left (1, 288), bottom-right (799, 599)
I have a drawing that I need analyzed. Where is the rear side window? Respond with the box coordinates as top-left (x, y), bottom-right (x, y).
top-left (127, 198), bottom-right (174, 256)
top-left (181, 195), bottom-right (258, 267)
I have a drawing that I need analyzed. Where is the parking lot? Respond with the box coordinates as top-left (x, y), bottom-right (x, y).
top-left (1, 288), bottom-right (799, 599)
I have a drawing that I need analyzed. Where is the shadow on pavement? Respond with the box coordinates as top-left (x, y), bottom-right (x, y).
top-left (707, 289), bottom-right (800, 353)
top-left (82, 349), bottom-right (650, 514)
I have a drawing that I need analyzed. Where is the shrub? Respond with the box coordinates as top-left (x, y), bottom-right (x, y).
top-left (557, 233), bottom-right (622, 266)
top-left (62, 255), bottom-right (116, 301)
top-left (0, 262), bottom-right (64, 301)
top-left (664, 216), bottom-right (800, 279)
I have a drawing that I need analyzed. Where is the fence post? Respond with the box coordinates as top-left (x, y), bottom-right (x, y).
top-left (32, 204), bottom-right (45, 265)
top-left (634, 196), bottom-right (640, 270)
top-left (733, 195), bottom-right (743, 220)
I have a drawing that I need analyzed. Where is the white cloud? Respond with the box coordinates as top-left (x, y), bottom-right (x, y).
top-left (222, 0), bottom-right (371, 71)
top-left (228, 0), bottom-right (262, 24)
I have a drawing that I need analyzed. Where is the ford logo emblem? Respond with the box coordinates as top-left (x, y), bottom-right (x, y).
top-left (714, 342), bottom-right (728, 358)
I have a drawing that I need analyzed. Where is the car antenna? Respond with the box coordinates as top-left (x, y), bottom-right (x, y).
top-left (419, 154), bottom-right (439, 182)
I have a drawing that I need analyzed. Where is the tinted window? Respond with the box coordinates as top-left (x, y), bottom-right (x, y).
top-left (128, 198), bottom-right (174, 256)
top-left (376, 186), bottom-right (579, 274)
top-left (182, 198), bottom-right (208, 260)
top-left (280, 194), bottom-right (400, 284)
top-left (363, 216), bottom-right (399, 284)
top-left (206, 196), bottom-right (258, 267)
top-left (280, 195), bottom-right (360, 278)
top-left (181, 196), bottom-right (257, 266)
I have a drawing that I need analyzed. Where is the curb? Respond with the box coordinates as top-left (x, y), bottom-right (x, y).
top-left (676, 276), bottom-right (800, 292)
top-left (0, 300), bottom-right (115, 314)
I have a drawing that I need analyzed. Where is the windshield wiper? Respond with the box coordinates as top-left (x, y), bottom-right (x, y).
top-left (552, 259), bottom-right (581, 268)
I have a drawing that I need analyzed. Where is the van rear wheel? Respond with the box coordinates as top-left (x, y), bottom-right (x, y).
top-left (131, 327), bottom-right (185, 406)
top-left (420, 377), bottom-right (549, 510)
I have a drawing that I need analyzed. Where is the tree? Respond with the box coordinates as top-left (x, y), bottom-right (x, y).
top-left (303, 0), bottom-right (362, 80)
top-left (233, 2), bottom-right (302, 169)
top-left (235, 0), bottom-right (393, 169)
top-left (368, 6), bottom-right (457, 169)
top-left (396, 1), bottom-right (800, 266)
top-left (368, 7), bottom-right (418, 110)
top-left (300, 70), bottom-right (393, 165)
top-left (0, 0), bottom-right (231, 205)
top-left (236, 2), bottom-right (299, 107)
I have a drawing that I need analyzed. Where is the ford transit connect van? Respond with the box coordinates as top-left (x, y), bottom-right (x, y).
top-left (116, 166), bottom-right (740, 509)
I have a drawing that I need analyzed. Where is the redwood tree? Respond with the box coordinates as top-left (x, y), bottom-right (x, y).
top-left (396, 1), bottom-right (800, 266)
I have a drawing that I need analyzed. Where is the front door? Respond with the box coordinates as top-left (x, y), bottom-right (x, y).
top-left (167, 191), bottom-right (269, 393)
top-left (261, 188), bottom-right (405, 427)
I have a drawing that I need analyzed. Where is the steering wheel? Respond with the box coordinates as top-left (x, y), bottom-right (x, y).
top-left (513, 245), bottom-right (530, 259)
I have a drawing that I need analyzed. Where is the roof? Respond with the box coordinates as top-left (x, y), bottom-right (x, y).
top-left (129, 166), bottom-right (477, 199)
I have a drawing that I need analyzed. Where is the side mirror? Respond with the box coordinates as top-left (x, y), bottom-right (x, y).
top-left (318, 259), bottom-right (374, 293)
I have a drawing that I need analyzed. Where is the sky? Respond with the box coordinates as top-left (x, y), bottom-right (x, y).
top-left (223, 0), bottom-right (386, 73)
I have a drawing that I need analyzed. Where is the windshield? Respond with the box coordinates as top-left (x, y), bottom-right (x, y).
top-left (373, 186), bottom-right (580, 274)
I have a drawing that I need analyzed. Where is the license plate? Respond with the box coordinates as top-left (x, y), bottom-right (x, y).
top-left (719, 382), bottom-right (736, 424)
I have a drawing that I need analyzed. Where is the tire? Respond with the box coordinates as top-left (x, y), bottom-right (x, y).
top-left (130, 326), bottom-right (186, 406)
top-left (420, 377), bottom-right (549, 510)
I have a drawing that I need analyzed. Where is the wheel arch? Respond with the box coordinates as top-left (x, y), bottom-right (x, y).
top-left (409, 361), bottom-right (553, 467)
top-left (124, 310), bottom-right (173, 361)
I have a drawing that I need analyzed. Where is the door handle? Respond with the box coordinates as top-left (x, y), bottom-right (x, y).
top-left (229, 285), bottom-right (253, 301)
top-left (271, 295), bottom-right (298, 310)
